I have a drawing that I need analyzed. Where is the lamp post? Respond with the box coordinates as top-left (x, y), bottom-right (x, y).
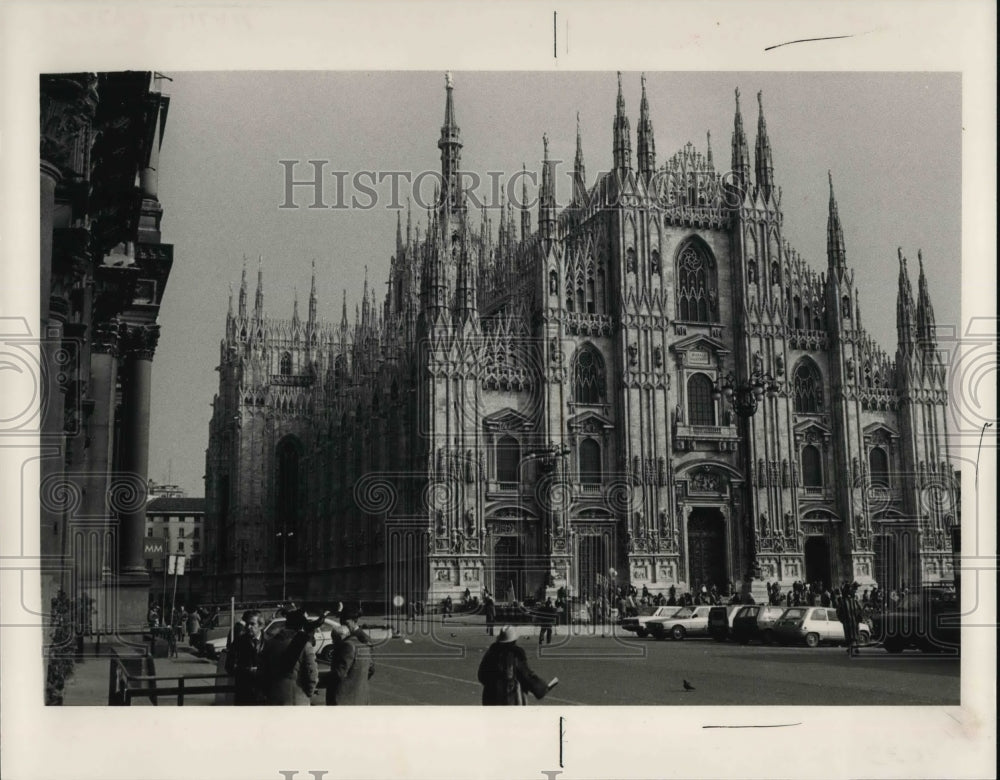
top-left (275, 530), bottom-right (295, 603)
top-left (237, 539), bottom-right (249, 604)
top-left (712, 365), bottom-right (779, 581)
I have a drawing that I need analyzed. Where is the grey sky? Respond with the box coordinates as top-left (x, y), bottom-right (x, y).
top-left (150, 71), bottom-right (961, 496)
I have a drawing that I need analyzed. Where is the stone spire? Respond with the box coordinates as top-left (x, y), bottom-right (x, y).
top-left (254, 255), bottom-right (264, 319)
top-left (539, 134), bottom-right (557, 241)
top-left (916, 250), bottom-right (937, 349)
top-left (573, 112), bottom-right (587, 204)
top-left (238, 255), bottom-right (248, 318)
top-left (637, 73), bottom-right (656, 182)
top-left (292, 286), bottom-right (300, 325)
top-left (731, 88), bottom-right (751, 191)
top-left (613, 72), bottom-right (632, 172)
top-left (396, 210), bottom-right (403, 255)
top-left (520, 163), bottom-right (531, 240)
top-left (308, 260), bottom-right (317, 325)
top-left (896, 247), bottom-right (917, 353)
top-left (706, 130), bottom-right (714, 169)
top-left (438, 71), bottom-right (464, 215)
top-left (826, 171), bottom-right (847, 276)
top-left (754, 90), bottom-right (774, 200)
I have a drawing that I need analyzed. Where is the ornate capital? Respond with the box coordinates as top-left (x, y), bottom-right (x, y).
top-left (125, 323), bottom-right (161, 360)
top-left (91, 318), bottom-right (123, 356)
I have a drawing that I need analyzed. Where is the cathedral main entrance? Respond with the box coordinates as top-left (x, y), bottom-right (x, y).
top-left (489, 535), bottom-right (525, 603)
top-left (804, 536), bottom-right (832, 588)
top-left (686, 508), bottom-right (727, 590)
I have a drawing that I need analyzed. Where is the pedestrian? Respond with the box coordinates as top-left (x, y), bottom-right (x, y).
top-left (478, 625), bottom-right (558, 705)
top-left (836, 584), bottom-right (862, 656)
top-left (326, 608), bottom-right (375, 705)
top-left (442, 595), bottom-right (453, 620)
top-left (227, 610), bottom-right (266, 705)
top-left (538, 598), bottom-right (557, 645)
top-left (260, 609), bottom-right (320, 705)
top-left (484, 592), bottom-right (497, 636)
top-left (186, 608), bottom-right (202, 650)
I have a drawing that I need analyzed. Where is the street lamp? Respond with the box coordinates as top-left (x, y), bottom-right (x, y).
top-left (712, 365), bottom-right (779, 581)
top-left (275, 530), bottom-right (295, 603)
top-left (237, 539), bottom-right (250, 604)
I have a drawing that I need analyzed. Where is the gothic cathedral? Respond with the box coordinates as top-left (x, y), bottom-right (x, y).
top-left (204, 74), bottom-right (958, 606)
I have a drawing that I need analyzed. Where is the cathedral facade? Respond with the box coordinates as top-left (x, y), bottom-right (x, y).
top-left (203, 74), bottom-right (958, 606)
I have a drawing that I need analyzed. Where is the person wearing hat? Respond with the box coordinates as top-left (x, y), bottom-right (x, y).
top-left (326, 608), bottom-right (375, 705)
top-left (260, 608), bottom-right (319, 705)
top-left (477, 625), bottom-right (558, 705)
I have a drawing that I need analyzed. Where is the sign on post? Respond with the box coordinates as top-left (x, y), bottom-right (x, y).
top-left (143, 537), bottom-right (167, 560)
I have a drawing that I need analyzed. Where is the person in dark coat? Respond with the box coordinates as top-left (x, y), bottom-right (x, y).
top-left (483, 593), bottom-right (497, 636)
top-left (227, 610), bottom-right (266, 705)
top-left (260, 609), bottom-right (319, 705)
top-left (326, 608), bottom-right (375, 705)
top-left (477, 625), bottom-right (557, 705)
top-left (836, 584), bottom-right (862, 656)
top-left (538, 599), bottom-right (558, 645)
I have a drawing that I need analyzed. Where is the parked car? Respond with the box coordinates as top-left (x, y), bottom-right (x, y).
top-left (708, 605), bottom-right (745, 641)
top-left (773, 606), bottom-right (871, 648)
top-left (206, 615), bottom-right (344, 662)
top-left (620, 606), bottom-right (683, 638)
top-left (730, 604), bottom-right (787, 644)
top-left (870, 587), bottom-right (960, 654)
top-left (648, 605), bottom-right (713, 640)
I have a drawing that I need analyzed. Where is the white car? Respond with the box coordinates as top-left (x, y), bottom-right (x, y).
top-left (647, 605), bottom-right (714, 640)
top-left (620, 606), bottom-right (684, 637)
top-left (773, 606), bottom-right (872, 647)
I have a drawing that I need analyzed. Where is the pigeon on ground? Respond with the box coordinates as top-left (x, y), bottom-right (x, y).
top-left (683, 679), bottom-right (695, 691)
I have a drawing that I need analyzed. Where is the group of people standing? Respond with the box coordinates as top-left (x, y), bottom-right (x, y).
top-left (224, 606), bottom-right (375, 705)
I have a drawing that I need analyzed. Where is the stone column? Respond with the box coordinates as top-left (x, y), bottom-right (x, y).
top-left (84, 318), bottom-right (122, 560)
top-left (119, 324), bottom-right (159, 576)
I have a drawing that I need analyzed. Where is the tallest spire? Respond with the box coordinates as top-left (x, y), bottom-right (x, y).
top-left (573, 112), bottom-right (587, 203)
top-left (731, 88), bottom-right (751, 191)
top-left (637, 73), bottom-right (656, 182)
top-left (754, 90), bottom-right (774, 200)
top-left (826, 171), bottom-right (846, 275)
top-left (613, 72), bottom-right (632, 172)
top-left (438, 71), bottom-right (464, 214)
top-left (915, 250), bottom-right (937, 348)
top-left (254, 254), bottom-right (264, 318)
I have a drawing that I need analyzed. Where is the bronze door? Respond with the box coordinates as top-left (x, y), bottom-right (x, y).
top-left (687, 509), bottom-right (727, 589)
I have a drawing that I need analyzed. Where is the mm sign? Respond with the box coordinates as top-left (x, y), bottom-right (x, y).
top-left (143, 537), bottom-right (167, 559)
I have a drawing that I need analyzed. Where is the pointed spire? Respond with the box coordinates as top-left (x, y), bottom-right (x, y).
top-left (396, 209), bottom-right (403, 254)
top-left (227, 282), bottom-right (234, 320)
top-left (613, 72), bottom-right (632, 172)
top-left (520, 162), bottom-right (531, 241)
top-left (292, 286), bottom-right (300, 324)
top-left (916, 249), bottom-right (937, 348)
top-left (706, 130), bottom-right (714, 169)
top-left (637, 73), bottom-right (656, 182)
top-left (731, 88), bottom-right (751, 191)
top-left (438, 71), bottom-right (464, 215)
top-left (254, 254), bottom-right (264, 318)
top-left (573, 111), bottom-right (587, 204)
top-left (406, 196), bottom-right (412, 245)
top-left (896, 247), bottom-right (917, 351)
top-left (308, 260), bottom-right (317, 324)
top-left (826, 171), bottom-right (846, 275)
top-left (754, 90), bottom-right (774, 200)
top-left (539, 134), bottom-right (556, 241)
top-left (238, 255), bottom-right (248, 318)
top-left (340, 289), bottom-right (348, 330)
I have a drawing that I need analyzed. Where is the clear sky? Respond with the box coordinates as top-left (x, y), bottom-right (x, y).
top-left (150, 71), bottom-right (961, 496)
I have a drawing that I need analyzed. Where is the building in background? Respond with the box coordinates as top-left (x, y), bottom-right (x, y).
top-left (204, 74), bottom-right (958, 607)
top-left (145, 496), bottom-right (206, 607)
top-left (39, 71), bottom-right (173, 632)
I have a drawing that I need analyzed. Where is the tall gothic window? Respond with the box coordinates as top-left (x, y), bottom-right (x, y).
top-left (801, 445), bottom-right (823, 487)
top-left (676, 241), bottom-right (718, 323)
top-left (573, 345), bottom-right (606, 405)
top-left (579, 438), bottom-right (602, 484)
top-left (869, 447), bottom-right (890, 486)
top-left (280, 351), bottom-right (293, 375)
top-left (687, 373), bottom-right (715, 426)
top-left (496, 436), bottom-right (520, 484)
top-left (793, 359), bottom-right (824, 413)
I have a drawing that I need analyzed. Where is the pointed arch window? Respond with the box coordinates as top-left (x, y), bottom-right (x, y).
top-left (573, 345), bottom-right (606, 405)
top-left (676, 241), bottom-right (718, 323)
top-left (869, 447), bottom-right (890, 486)
top-left (801, 445), bottom-right (823, 487)
top-left (793, 360), bottom-right (824, 413)
top-left (280, 352), bottom-right (293, 376)
top-left (496, 436), bottom-right (521, 484)
top-left (579, 438), bottom-right (602, 484)
top-left (687, 373), bottom-right (715, 426)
